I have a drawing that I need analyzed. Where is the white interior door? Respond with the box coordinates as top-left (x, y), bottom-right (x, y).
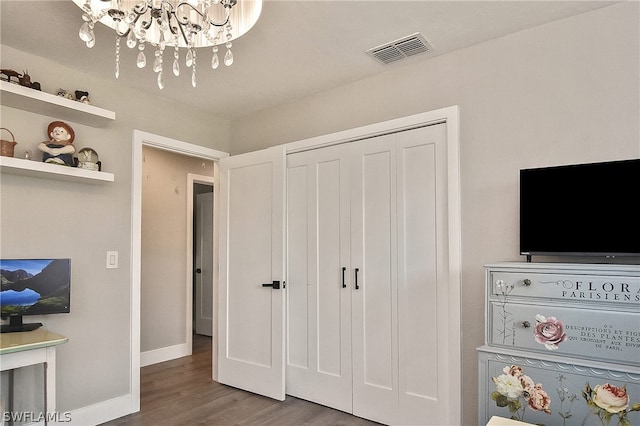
top-left (286, 123), bottom-right (451, 425)
top-left (350, 134), bottom-right (398, 423)
top-left (350, 123), bottom-right (451, 425)
top-left (286, 143), bottom-right (353, 412)
top-left (217, 146), bottom-right (286, 400)
top-left (394, 123), bottom-right (450, 425)
top-left (195, 191), bottom-right (214, 336)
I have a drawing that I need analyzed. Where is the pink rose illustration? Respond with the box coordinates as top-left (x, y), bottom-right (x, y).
top-left (504, 365), bottom-right (524, 377)
top-left (583, 382), bottom-right (639, 425)
top-left (534, 314), bottom-right (568, 350)
top-left (527, 383), bottom-right (552, 414)
top-left (491, 364), bottom-right (552, 422)
top-left (592, 383), bottom-right (629, 414)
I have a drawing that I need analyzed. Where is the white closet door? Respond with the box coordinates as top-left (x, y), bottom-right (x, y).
top-left (286, 143), bottom-right (353, 412)
top-left (217, 146), bottom-right (286, 401)
top-left (351, 123), bottom-right (449, 425)
top-left (350, 134), bottom-right (399, 423)
top-left (395, 123), bottom-right (450, 425)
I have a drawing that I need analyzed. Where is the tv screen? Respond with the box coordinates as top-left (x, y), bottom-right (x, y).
top-left (520, 159), bottom-right (640, 258)
top-left (0, 258), bottom-right (71, 332)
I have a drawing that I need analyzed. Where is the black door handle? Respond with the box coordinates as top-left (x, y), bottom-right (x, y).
top-left (262, 280), bottom-right (281, 289)
top-left (342, 267), bottom-right (346, 288)
top-left (355, 268), bottom-right (360, 290)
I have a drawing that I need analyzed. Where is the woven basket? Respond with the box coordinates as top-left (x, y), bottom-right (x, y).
top-left (1, 127), bottom-right (17, 157)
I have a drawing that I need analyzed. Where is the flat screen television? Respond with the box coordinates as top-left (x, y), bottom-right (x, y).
top-left (520, 158), bottom-right (640, 259)
top-left (0, 258), bottom-right (70, 333)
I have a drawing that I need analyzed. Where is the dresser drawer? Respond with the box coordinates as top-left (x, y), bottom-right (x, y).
top-left (488, 270), bottom-right (640, 306)
top-left (488, 301), bottom-right (640, 365)
top-left (478, 349), bottom-right (640, 426)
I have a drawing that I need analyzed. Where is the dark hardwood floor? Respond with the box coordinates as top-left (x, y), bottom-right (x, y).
top-left (101, 334), bottom-right (382, 426)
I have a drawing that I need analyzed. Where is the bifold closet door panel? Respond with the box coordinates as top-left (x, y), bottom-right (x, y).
top-left (351, 134), bottom-right (399, 422)
top-left (287, 122), bottom-right (450, 425)
top-left (286, 144), bottom-right (353, 412)
top-left (395, 123), bottom-right (451, 424)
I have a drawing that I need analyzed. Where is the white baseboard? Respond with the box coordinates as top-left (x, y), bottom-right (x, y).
top-left (49, 394), bottom-right (134, 426)
top-left (42, 344), bottom-right (190, 425)
top-left (140, 343), bottom-right (190, 367)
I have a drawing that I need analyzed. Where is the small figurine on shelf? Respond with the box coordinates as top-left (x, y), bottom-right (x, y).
top-left (0, 69), bottom-right (41, 90)
top-left (75, 90), bottom-right (90, 104)
top-left (56, 88), bottom-right (74, 100)
top-left (38, 121), bottom-right (76, 166)
top-left (0, 69), bottom-right (21, 84)
top-left (18, 70), bottom-right (41, 90)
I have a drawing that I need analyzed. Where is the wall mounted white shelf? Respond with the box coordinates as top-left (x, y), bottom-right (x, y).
top-left (0, 156), bottom-right (114, 184)
top-left (0, 80), bottom-right (116, 127)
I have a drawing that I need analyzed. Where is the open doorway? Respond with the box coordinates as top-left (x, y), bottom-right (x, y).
top-left (192, 179), bottom-right (214, 338)
top-left (132, 130), bottom-right (228, 411)
top-left (139, 148), bottom-right (215, 366)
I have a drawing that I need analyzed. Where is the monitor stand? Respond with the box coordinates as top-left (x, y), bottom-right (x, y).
top-left (1, 315), bottom-right (43, 333)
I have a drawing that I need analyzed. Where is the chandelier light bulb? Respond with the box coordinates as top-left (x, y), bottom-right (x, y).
top-left (73, 0), bottom-right (262, 89)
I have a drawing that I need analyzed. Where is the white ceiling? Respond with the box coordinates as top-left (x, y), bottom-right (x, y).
top-left (1, 1), bottom-right (616, 120)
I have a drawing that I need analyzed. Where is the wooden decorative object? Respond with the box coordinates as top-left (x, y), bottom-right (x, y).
top-left (0, 128), bottom-right (17, 157)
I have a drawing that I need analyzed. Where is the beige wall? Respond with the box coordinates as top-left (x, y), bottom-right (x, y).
top-left (229, 3), bottom-right (640, 424)
top-left (0, 45), bottom-right (228, 414)
top-left (141, 146), bottom-right (214, 353)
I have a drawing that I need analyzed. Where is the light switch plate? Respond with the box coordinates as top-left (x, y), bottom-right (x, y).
top-left (106, 251), bottom-right (118, 269)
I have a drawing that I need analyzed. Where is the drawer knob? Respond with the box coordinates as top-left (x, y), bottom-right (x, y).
top-left (521, 321), bottom-right (531, 328)
top-left (523, 278), bottom-right (532, 287)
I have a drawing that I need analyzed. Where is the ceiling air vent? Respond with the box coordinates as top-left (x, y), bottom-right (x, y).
top-left (366, 32), bottom-right (432, 65)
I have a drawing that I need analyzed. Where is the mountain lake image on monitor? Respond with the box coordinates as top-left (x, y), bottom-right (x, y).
top-left (0, 258), bottom-right (71, 332)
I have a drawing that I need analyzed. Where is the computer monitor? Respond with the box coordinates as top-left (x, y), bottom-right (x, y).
top-left (0, 258), bottom-right (71, 333)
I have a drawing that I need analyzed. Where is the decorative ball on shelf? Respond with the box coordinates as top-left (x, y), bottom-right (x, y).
top-left (77, 147), bottom-right (100, 171)
top-left (38, 121), bottom-right (76, 166)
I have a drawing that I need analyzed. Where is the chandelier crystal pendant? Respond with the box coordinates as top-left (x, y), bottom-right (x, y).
top-left (73, 0), bottom-right (262, 89)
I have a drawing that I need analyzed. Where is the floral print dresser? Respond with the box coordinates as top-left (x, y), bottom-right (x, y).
top-left (478, 263), bottom-right (640, 426)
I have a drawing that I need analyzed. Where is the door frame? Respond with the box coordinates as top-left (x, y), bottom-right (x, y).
top-left (131, 130), bottom-right (228, 411)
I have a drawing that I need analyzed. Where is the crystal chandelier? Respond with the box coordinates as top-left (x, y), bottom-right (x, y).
top-left (73, 0), bottom-right (262, 89)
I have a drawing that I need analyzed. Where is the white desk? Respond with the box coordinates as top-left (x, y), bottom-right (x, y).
top-left (0, 329), bottom-right (68, 423)
top-left (486, 416), bottom-right (534, 426)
